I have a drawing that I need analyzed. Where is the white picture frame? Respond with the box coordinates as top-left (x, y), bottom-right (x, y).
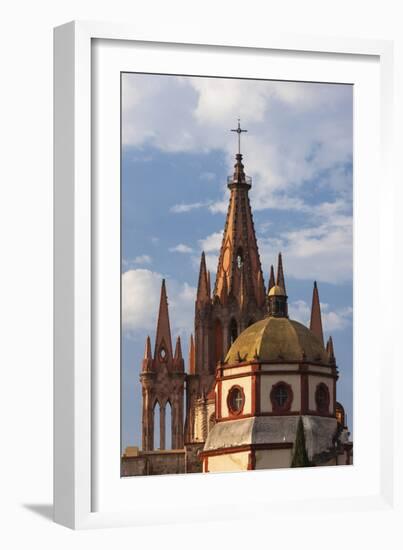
top-left (54, 21), bottom-right (398, 531)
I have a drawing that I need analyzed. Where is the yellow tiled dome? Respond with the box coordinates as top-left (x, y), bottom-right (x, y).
top-left (225, 316), bottom-right (328, 364)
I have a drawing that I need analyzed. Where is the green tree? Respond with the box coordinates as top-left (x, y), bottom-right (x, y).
top-left (291, 416), bottom-right (310, 467)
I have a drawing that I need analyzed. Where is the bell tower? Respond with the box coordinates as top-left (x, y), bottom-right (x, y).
top-left (186, 121), bottom-right (267, 444)
top-left (140, 279), bottom-right (186, 451)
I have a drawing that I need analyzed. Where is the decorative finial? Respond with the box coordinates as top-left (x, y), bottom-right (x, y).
top-left (231, 118), bottom-right (248, 155)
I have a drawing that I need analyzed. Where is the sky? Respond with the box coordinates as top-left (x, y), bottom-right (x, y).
top-left (121, 73), bottom-right (353, 452)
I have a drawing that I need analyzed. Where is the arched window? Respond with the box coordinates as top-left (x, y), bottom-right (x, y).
top-left (270, 381), bottom-right (293, 413)
top-left (315, 383), bottom-right (330, 414)
top-left (214, 319), bottom-right (223, 363)
top-left (229, 318), bottom-right (238, 345)
top-left (165, 401), bottom-right (172, 449)
top-left (153, 400), bottom-right (171, 450)
top-left (153, 401), bottom-right (161, 450)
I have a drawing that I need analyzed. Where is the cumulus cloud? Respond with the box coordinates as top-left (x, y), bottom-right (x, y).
top-left (123, 255), bottom-right (152, 268)
top-left (122, 74), bottom-right (352, 217)
top-left (122, 269), bottom-right (196, 339)
top-left (198, 231), bottom-right (223, 253)
top-left (170, 201), bottom-right (209, 213)
top-left (169, 244), bottom-right (193, 254)
top-left (259, 214), bottom-right (352, 284)
top-left (288, 299), bottom-right (352, 334)
top-left (123, 74), bottom-right (352, 285)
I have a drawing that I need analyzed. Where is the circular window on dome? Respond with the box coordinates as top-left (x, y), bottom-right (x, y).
top-left (315, 383), bottom-right (330, 414)
top-left (227, 385), bottom-right (245, 415)
top-left (270, 381), bottom-right (293, 413)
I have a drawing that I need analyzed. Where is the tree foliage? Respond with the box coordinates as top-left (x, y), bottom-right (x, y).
top-left (291, 416), bottom-right (310, 467)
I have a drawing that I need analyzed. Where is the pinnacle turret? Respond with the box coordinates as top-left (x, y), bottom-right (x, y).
top-left (268, 265), bottom-right (275, 293)
top-left (141, 335), bottom-right (153, 372)
top-left (310, 281), bottom-right (324, 346)
top-left (173, 336), bottom-right (184, 371)
top-left (326, 336), bottom-right (336, 365)
top-left (188, 334), bottom-right (195, 374)
top-left (196, 252), bottom-right (210, 306)
top-left (276, 253), bottom-right (286, 295)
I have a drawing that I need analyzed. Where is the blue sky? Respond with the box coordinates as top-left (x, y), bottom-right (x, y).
top-left (121, 73), bottom-right (353, 451)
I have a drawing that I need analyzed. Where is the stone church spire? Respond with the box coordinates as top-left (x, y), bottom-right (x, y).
top-left (310, 281), bottom-right (324, 346)
top-left (276, 252), bottom-right (286, 294)
top-left (213, 139), bottom-right (265, 306)
top-left (154, 279), bottom-right (173, 363)
top-left (196, 252), bottom-right (210, 307)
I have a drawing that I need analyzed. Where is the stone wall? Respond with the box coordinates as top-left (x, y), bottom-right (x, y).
top-left (121, 450), bottom-right (185, 477)
top-left (184, 443), bottom-right (204, 473)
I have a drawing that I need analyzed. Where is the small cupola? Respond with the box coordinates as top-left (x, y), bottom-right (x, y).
top-left (268, 284), bottom-right (288, 318)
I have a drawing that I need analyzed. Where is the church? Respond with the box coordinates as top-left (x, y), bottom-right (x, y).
top-left (121, 127), bottom-right (353, 476)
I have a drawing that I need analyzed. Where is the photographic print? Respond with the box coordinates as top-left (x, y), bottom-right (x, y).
top-left (121, 73), bottom-right (353, 476)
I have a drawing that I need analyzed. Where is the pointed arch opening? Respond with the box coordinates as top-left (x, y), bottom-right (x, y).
top-left (229, 318), bottom-right (238, 346)
top-left (214, 318), bottom-right (223, 364)
top-left (165, 401), bottom-right (172, 449)
top-left (153, 401), bottom-right (161, 450)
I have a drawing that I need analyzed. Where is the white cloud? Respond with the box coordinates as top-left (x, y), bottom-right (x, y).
top-left (123, 255), bottom-right (152, 268)
top-left (122, 74), bottom-right (352, 285)
top-left (122, 269), bottom-right (196, 340)
top-left (259, 214), bottom-right (352, 284)
top-left (170, 201), bottom-right (209, 213)
top-left (122, 74), bottom-right (352, 217)
top-left (169, 244), bottom-right (193, 254)
top-left (198, 231), bottom-right (223, 253)
top-left (288, 300), bottom-right (352, 334)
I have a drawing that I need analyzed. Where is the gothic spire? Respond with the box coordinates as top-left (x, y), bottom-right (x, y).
top-left (188, 333), bottom-right (195, 374)
top-left (173, 336), bottom-right (184, 371)
top-left (310, 281), bottom-right (324, 346)
top-left (153, 279), bottom-right (173, 361)
top-left (196, 251), bottom-right (210, 306)
top-left (326, 336), bottom-right (336, 365)
top-left (213, 145), bottom-right (265, 308)
top-left (276, 253), bottom-right (286, 294)
top-left (268, 265), bottom-right (275, 293)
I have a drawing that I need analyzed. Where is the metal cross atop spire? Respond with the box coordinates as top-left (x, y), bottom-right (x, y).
top-left (231, 119), bottom-right (247, 155)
